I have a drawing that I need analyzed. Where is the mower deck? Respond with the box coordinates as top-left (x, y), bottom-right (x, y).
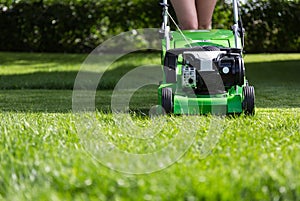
top-left (158, 84), bottom-right (243, 115)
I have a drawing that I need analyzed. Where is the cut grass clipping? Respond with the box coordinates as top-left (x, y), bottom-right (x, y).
top-left (0, 52), bottom-right (299, 200)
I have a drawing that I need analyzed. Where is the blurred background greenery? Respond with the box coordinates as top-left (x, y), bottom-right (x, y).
top-left (0, 0), bottom-right (299, 53)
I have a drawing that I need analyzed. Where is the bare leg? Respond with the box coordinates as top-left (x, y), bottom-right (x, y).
top-left (170, 0), bottom-right (198, 30)
top-left (196, 0), bottom-right (217, 29)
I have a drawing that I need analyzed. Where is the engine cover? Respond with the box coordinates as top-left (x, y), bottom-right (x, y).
top-left (182, 48), bottom-right (245, 93)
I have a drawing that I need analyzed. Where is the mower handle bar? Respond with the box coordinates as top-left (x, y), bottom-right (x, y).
top-left (160, 0), bottom-right (242, 49)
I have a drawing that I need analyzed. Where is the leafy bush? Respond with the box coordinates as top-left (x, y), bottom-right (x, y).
top-left (242, 0), bottom-right (300, 53)
top-left (0, 0), bottom-right (298, 53)
top-left (0, 0), bottom-right (170, 52)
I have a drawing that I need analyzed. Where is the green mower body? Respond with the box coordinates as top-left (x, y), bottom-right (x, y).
top-left (158, 29), bottom-right (255, 115)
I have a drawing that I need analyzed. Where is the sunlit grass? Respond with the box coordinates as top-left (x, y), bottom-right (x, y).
top-left (0, 108), bottom-right (299, 200)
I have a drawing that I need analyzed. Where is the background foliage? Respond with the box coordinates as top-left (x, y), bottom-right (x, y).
top-left (0, 0), bottom-right (299, 53)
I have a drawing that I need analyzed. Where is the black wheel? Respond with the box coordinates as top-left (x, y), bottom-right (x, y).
top-left (242, 85), bottom-right (255, 115)
top-left (162, 87), bottom-right (173, 114)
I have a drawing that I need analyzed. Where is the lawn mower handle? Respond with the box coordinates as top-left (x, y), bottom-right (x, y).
top-left (160, 0), bottom-right (244, 49)
top-left (232, 0), bottom-right (245, 49)
top-left (160, 0), bottom-right (171, 50)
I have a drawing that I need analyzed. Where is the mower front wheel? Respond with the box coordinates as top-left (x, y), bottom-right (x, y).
top-left (162, 87), bottom-right (173, 114)
top-left (242, 85), bottom-right (255, 115)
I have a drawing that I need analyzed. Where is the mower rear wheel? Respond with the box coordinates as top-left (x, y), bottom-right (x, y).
top-left (162, 87), bottom-right (173, 114)
top-left (242, 85), bottom-right (255, 115)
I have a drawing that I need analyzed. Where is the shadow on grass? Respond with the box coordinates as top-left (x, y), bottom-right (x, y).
top-left (0, 60), bottom-right (299, 113)
top-left (245, 60), bottom-right (300, 108)
top-left (246, 60), bottom-right (300, 86)
top-left (0, 62), bottom-right (156, 90)
top-left (0, 52), bottom-right (86, 66)
top-left (0, 88), bottom-right (158, 114)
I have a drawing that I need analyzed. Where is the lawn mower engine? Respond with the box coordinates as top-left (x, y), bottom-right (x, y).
top-left (161, 46), bottom-right (254, 115)
top-left (181, 48), bottom-right (244, 95)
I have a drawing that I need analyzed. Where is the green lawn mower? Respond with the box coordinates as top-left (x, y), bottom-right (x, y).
top-left (158, 0), bottom-right (255, 115)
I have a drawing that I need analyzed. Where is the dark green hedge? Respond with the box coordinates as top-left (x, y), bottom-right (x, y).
top-left (0, 0), bottom-right (299, 53)
top-left (242, 0), bottom-right (300, 53)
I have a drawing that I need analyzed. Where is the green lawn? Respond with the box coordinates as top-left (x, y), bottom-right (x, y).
top-left (0, 52), bottom-right (299, 201)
